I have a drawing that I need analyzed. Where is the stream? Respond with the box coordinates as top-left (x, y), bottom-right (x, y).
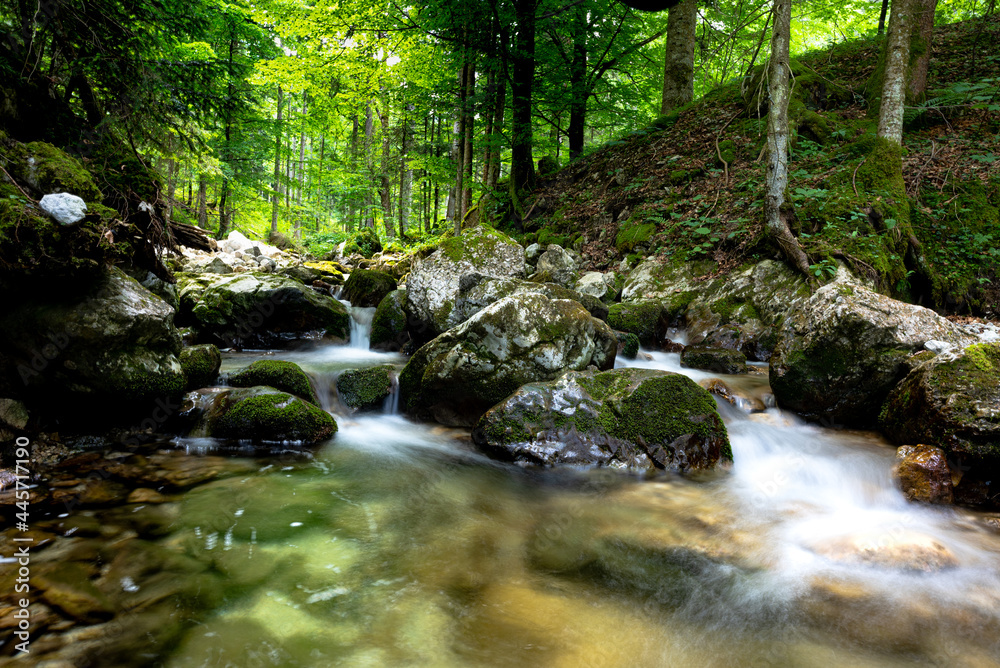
top-left (5, 305), bottom-right (1000, 667)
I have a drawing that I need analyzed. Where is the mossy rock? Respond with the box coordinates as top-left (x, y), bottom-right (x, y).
top-left (3, 139), bottom-right (101, 201)
top-left (343, 228), bottom-right (382, 258)
top-left (680, 346), bottom-right (747, 375)
top-left (341, 269), bottom-right (397, 308)
top-left (337, 365), bottom-right (395, 411)
top-left (371, 290), bottom-right (409, 351)
top-left (537, 155), bottom-right (559, 177)
top-left (607, 301), bottom-right (666, 346)
top-left (199, 386), bottom-right (336, 444)
top-left (473, 368), bottom-right (731, 473)
top-left (303, 261), bottom-right (347, 282)
top-left (227, 360), bottom-right (318, 405)
top-left (616, 221), bottom-right (656, 254)
top-left (267, 230), bottom-right (295, 250)
top-left (179, 344), bottom-right (221, 390)
top-left (615, 331), bottom-right (640, 359)
top-left (881, 343), bottom-right (1000, 463)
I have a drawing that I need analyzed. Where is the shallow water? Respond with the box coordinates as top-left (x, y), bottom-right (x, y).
top-left (7, 344), bottom-right (1000, 667)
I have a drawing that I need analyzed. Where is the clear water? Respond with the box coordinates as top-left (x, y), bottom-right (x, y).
top-left (15, 345), bottom-right (1000, 667)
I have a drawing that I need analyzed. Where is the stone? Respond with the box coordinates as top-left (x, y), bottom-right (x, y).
top-left (0, 398), bottom-right (29, 438)
top-left (473, 367), bottom-right (731, 473)
top-left (341, 269), bottom-right (398, 308)
top-left (533, 244), bottom-right (577, 288)
top-left (524, 243), bottom-right (542, 265)
top-left (39, 192), bottom-right (87, 225)
top-left (181, 386), bottom-right (336, 444)
top-left (615, 331), bottom-right (640, 359)
top-left (810, 530), bottom-right (958, 572)
top-left (226, 360), bottom-right (318, 405)
top-left (337, 365), bottom-right (395, 411)
top-left (894, 445), bottom-right (954, 504)
top-left (575, 271), bottom-right (617, 303)
top-left (681, 346), bottom-right (747, 374)
top-left (175, 272), bottom-right (350, 348)
top-left (607, 301), bottom-right (666, 346)
top-left (34, 562), bottom-right (114, 621)
top-left (453, 275), bottom-right (607, 325)
top-left (127, 488), bottom-right (167, 504)
top-left (404, 226), bottom-right (526, 338)
top-left (370, 290), bottom-right (409, 352)
top-left (222, 230), bottom-right (254, 253)
top-left (924, 340), bottom-right (954, 353)
top-left (400, 293), bottom-right (617, 426)
top-left (179, 344), bottom-right (221, 390)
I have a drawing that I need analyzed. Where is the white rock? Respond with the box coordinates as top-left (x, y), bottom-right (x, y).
top-left (224, 230), bottom-right (254, 253)
top-left (39, 193), bottom-right (87, 226)
top-left (924, 340), bottom-right (954, 353)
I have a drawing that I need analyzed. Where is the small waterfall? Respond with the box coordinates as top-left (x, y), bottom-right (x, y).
top-left (383, 373), bottom-right (400, 415)
top-left (340, 301), bottom-right (377, 350)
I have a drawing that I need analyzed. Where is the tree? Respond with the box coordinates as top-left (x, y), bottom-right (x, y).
top-left (764, 0), bottom-right (811, 275)
top-left (660, 0), bottom-right (698, 113)
top-left (877, 0), bottom-right (914, 144)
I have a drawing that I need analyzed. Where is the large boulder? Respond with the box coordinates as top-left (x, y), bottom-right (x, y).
top-left (880, 344), bottom-right (1000, 493)
top-left (454, 275), bottom-right (608, 325)
top-left (680, 346), bottom-right (747, 375)
top-left (399, 294), bottom-right (617, 426)
top-left (473, 368), bottom-right (731, 473)
top-left (575, 271), bottom-right (617, 303)
top-left (532, 244), bottom-right (577, 288)
top-left (337, 365), bottom-right (395, 411)
top-left (0, 267), bottom-right (185, 412)
top-left (607, 301), bottom-right (666, 346)
top-left (370, 290), bottom-right (410, 352)
top-left (227, 360), bottom-right (318, 405)
top-left (405, 226), bottom-right (526, 339)
top-left (340, 269), bottom-right (397, 308)
top-left (180, 386), bottom-right (336, 445)
top-left (179, 344), bottom-right (222, 390)
top-left (769, 270), bottom-right (973, 426)
top-left (176, 273), bottom-right (350, 348)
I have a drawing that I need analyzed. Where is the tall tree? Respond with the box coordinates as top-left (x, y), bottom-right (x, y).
top-left (877, 0), bottom-right (914, 144)
top-left (271, 85), bottom-right (284, 235)
top-left (660, 0), bottom-right (698, 113)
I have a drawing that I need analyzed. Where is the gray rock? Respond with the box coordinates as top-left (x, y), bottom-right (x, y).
top-left (399, 293), bottom-right (617, 426)
top-left (454, 275), bottom-right (607, 325)
top-left (525, 243), bottom-right (542, 265)
top-left (575, 271), bottom-right (617, 303)
top-left (534, 244), bottom-right (578, 288)
top-left (405, 227), bottom-right (526, 338)
top-left (924, 340), bottom-right (953, 353)
top-left (39, 192), bottom-right (87, 226)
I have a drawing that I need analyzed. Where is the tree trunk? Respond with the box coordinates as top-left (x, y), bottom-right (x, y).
top-left (271, 86), bottom-right (283, 235)
top-left (878, 0), bottom-right (890, 35)
top-left (462, 63), bottom-right (475, 218)
top-left (364, 103), bottom-right (375, 229)
top-left (764, 0), bottom-right (811, 276)
top-left (295, 91), bottom-right (308, 239)
top-left (878, 0), bottom-right (914, 144)
top-left (216, 177), bottom-right (230, 240)
top-left (568, 3), bottom-right (589, 161)
top-left (196, 174), bottom-right (208, 229)
top-left (509, 0), bottom-right (538, 211)
top-left (907, 0), bottom-right (938, 104)
top-left (660, 0), bottom-right (698, 114)
top-left (399, 112), bottom-right (412, 239)
top-left (379, 101), bottom-right (394, 237)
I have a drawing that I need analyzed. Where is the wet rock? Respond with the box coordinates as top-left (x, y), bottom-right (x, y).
top-left (370, 289), bottom-right (409, 351)
top-left (179, 343), bottom-right (221, 390)
top-left (0, 397), bottom-right (29, 440)
top-left (770, 268), bottom-right (973, 426)
top-left (400, 293), bottom-right (617, 427)
top-left (227, 359), bottom-right (319, 405)
top-left (881, 343), bottom-right (1000, 467)
top-left (474, 367), bottom-right (731, 473)
top-left (176, 272), bottom-right (350, 347)
top-left (700, 379), bottom-right (766, 412)
top-left (894, 445), bottom-right (954, 504)
top-left (51, 479), bottom-right (130, 507)
top-left (810, 530), bottom-right (958, 572)
top-left (34, 562), bottom-right (114, 622)
top-left (337, 365), bottom-right (395, 411)
top-left (182, 386), bottom-right (336, 444)
top-left (127, 488), bottom-right (167, 504)
top-left (615, 331), bottom-right (640, 360)
top-left (404, 226), bottom-right (525, 338)
top-left (532, 244), bottom-right (578, 288)
top-left (607, 301), bottom-right (666, 346)
top-left (681, 346), bottom-right (747, 374)
top-left (341, 268), bottom-right (398, 307)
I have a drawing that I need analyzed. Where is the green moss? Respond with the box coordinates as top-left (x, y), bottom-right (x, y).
top-left (438, 225), bottom-right (519, 263)
top-left (371, 290), bottom-right (408, 350)
top-left (615, 331), bottom-right (640, 359)
top-left (21, 141), bottom-right (102, 201)
top-left (343, 228), bottom-right (382, 258)
top-left (537, 155), bottom-right (559, 176)
top-left (341, 269), bottom-right (397, 308)
top-left (336, 365), bottom-right (394, 410)
top-left (179, 344), bottom-right (221, 390)
top-left (213, 388), bottom-right (336, 443)
top-left (536, 227), bottom-right (568, 249)
top-left (680, 346), bottom-right (747, 374)
top-left (615, 221), bottom-right (656, 253)
top-left (710, 296), bottom-right (759, 324)
top-left (664, 290), bottom-right (697, 321)
top-left (228, 360), bottom-right (319, 405)
top-left (607, 301), bottom-right (663, 345)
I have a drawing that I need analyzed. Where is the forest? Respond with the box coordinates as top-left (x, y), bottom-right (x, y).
top-left (1, 0), bottom-right (1000, 666)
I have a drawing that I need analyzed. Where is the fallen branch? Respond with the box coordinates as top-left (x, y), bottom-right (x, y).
top-left (852, 157), bottom-right (866, 197)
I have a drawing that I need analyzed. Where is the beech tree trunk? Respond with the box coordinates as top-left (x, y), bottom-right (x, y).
top-left (363, 103), bottom-right (375, 229)
top-left (907, 0), bottom-right (938, 103)
top-left (196, 175), bottom-right (207, 229)
top-left (378, 101), bottom-right (393, 237)
top-left (764, 0), bottom-right (811, 276)
top-left (878, 0), bottom-right (914, 144)
top-left (568, 3), bottom-right (589, 160)
top-left (509, 0), bottom-right (538, 211)
top-left (660, 0), bottom-right (697, 114)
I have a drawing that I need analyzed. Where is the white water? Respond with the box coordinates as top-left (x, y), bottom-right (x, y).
top-left (340, 300), bottom-right (377, 350)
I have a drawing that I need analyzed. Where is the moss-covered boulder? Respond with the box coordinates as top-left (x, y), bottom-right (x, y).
top-left (405, 226), bottom-right (526, 339)
top-left (371, 290), bottom-right (409, 352)
top-left (615, 331), bottom-right (640, 360)
top-left (342, 228), bottom-right (382, 258)
top-left (179, 344), bottom-right (221, 390)
top-left (607, 301), bottom-right (666, 346)
top-left (473, 368), bottom-right (731, 473)
top-left (176, 273), bottom-right (350, 348)
top-left (341, 269), bottom-right (397, 308)
top-left (532, 245), bottom-right (577, 288)
top-left (0, 267), bottom-right (184, 413)
top-left (227, 360), bottom-right (318, 405)
top-left (881, 343), bottom-right (1000, 467)
top-left (183, 386), bottom-right (336, 444)
top-left (454, 275), bottom-right (608, 326)
top-left (681, 347), bottom-right (747, 375)
top-left (770, 269), bottom-right (972, 426)
top-left (337, 365), bottom-right (395, 411)
top-left (400, 294), bottom-right (617, 427)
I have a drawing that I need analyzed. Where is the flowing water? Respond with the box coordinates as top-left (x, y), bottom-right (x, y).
top-left (8, 322), bottom-right (1000, 666)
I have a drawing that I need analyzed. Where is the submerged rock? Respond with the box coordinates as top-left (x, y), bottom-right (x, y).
top-left (894, 444), bottom-right (954, 505)
top-left (341, 268), bottom-right (397, 308)
top-left (176, 272), bottom-right (350, 348)
top-left (337, 365), bottom-right (395, 411)
top-left (179, 344), bottom-right (222, 390)
top-left (182, 386), bottom-right (336, 444)
top-left (473, 367), bottom-right (731, 473)
top-left (404, 226), bottom-right (525, 339)
top-left (810, 530), bottom-right (958, 573)
top-left (681, 346), bottom-right (747, 374)
top-left (370, 290), bottom-right (409, 351)
top-left (227, 360), bottom-right (318, 405)
top-left (400, 293), bottom-right (616, 427)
